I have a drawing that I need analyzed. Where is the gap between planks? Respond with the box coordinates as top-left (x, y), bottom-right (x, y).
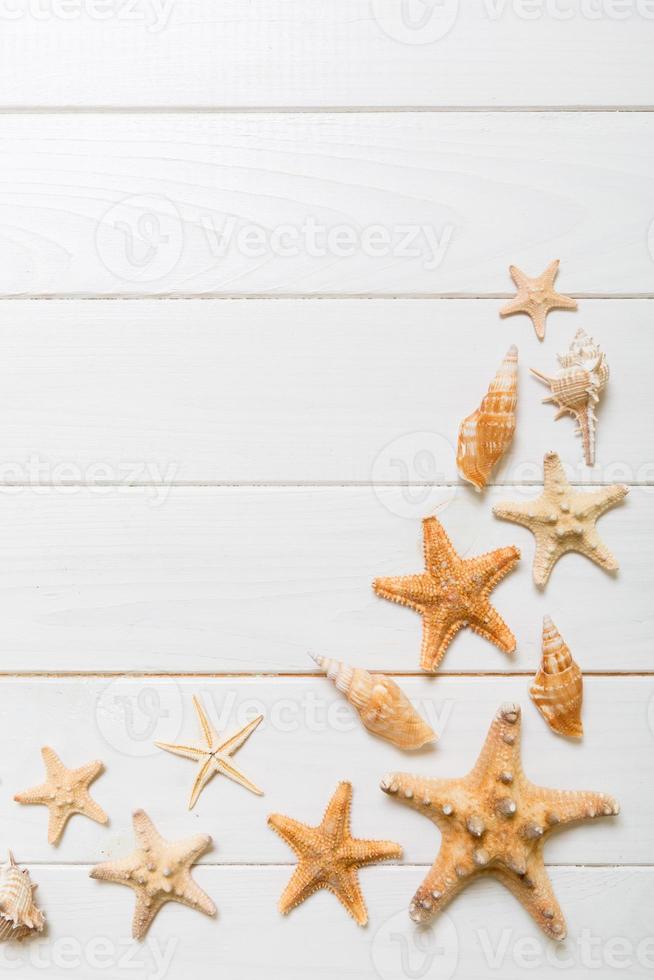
top-left (2, 671), bottom-right (652, 679)
top-left (0, 293), bottom-right (653, 302)
top-left (0, 106), bottom-right (653, 114)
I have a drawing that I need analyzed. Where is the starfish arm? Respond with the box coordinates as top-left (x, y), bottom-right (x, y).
top-left (530, 308), bottom-right (547, 341)
top-left (155, 741), bottom-right (205, 762)
top-left (372, 574), bottom-right (427, 614)
top-left (380, 772), bottom-right (462, 828)
top-left (535, 786), bottom-right (619, 828)
top-left (420, 608), bottom-right (462, 672)
top-left (494, 853), bottom-right (567, 940)
top-left (14, 782), bottom-right (51, 806)
top-left (321, 781), bottom-right (352, 840)
top-left (422, 517), bottom-right (458, 571)
top-left (132, 809), bottom-right (166, 851)
top-left (532, 533), bottom-right (561, 587)
top-left (214, 756), bottom-right (263, 796)
top-left (78, 791), bottom-right (109, 826)
top-left (405, 849), bottom-right (466, 924)
top-left (493, 499), bottom-right (544, 529)
top-left (542, 451), bottom-right (568, 491)
top-left (47, 806), bottom-right (71, 846)
top-left (132, 893), bottom-right (163, 940)
top-left (72, 759), bottom-right (104, 786)
top-left (192, 696), bottom-right (218, 749)
top-left (478, 545), bottom-right (521, 592)
top-left (542, 258), bottom-right (561, 287)
top-left (469, 703), bottom-right (524, 786)
top-left (188, 756), bottom-right (217, 810)
top-left (330, 867), bottom-right (369, 926)
top-left (575, 484), bottom-right (629, 520)
top-left (41, 746), bottom-right (65, 780)
top-left (499, 296), bottom-right (529, 318)
top-left (268, 814), bottom-right (317, 857)
top-left (90, 853), bottom-right (140, 886)
top-left (578, 528), bottom-right (619, 573)
top-left (176, 873), bottom-right (217, 918)
top-left (174, 833), bottom-right (213, 866)
top-left (470, 602), bottom-right (516, 654)
top-left (344, 837), bottom-right (403, 868)
top-left (509, 264), bottom-right (531, 290)
top-left (550, 291), bottom-right (577, 312)
top-left (218, 714), bottom-right (263, 756)
top-left (276, 860), bottom-right (325, 916)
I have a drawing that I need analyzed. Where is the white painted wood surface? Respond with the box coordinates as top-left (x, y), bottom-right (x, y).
top-left (0, 113), bottom-right (653, 296)
top-left (0, 299), bottom-right (648, 485)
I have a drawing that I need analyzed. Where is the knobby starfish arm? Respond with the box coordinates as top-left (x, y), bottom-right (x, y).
top-left (420, 608), bottom-right (461, 672)
top-left (132, 895), bottom-right (161, 941)
top-left (372, 574), bottom-right (427, 614)
top-left (422, 516), bottom-right (458, 571)
top-left (532, 532), bottom-right (561, 588)
top-left (276, 860), bottom-right (325, 916)
top-left (470, 603), bottom-right (516, 654)
top-left (41, 746), bottom-right (65, 779)
top-left (176, 873), bottom-right (217, 918)
top-left (90, 853), bottom-right (140, 887)
top-left (468, 703), bottom-right (523, 785)
top-left (13, 783), bottom-right (51, 806)
top-left (77, 791), bottom-right (109, 827)
top-left (47, 808), bottom-right (71, 846)
top-left (133, 809), bottom-right (165, 851)
top-left (480, 545), bottom-right (521, 593)
top-left (535, 786), bottom-right (620, 828)
top-left (380, 771), bottom-right (461, 827)
top-left (268, 814), bottom-right (316, 856)
top-left (406, 850), bottom-right (465, 924)
top-left (575, 484), bottom-right (629, 520)
top-left (321, 781), bottom-right (353, 839)
top-left (344, 838), bottom-right (403, 868)
top-left (72, 760), bottom-right (104, 786)
top-left (329, 867), bottom-right (369, 926)
top-left (494, 853), bottom-right (567, 941)
top-left (493, 499), bottom-right (545, 529)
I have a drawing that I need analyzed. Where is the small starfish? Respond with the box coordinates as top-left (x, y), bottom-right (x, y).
top-left (269, 782), bottom-right (402, 926)
top-left (155, 695), bottom-right (264, 808)
top-left (373, 516), bottom-right (520, 672)
top-left (14, 746), bottom-right (108, 845)
top-left (90, 809), bottom-right (216, 939)
top-left (493, 451), bottom-right (628, 587)
top-left (381, 702), bottom-right (619, 940)
top-left (500, 259), bottom-right (577, 340)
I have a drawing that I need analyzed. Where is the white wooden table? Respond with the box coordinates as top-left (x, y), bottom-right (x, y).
top-left (1, 4), bottom-right (653, 978)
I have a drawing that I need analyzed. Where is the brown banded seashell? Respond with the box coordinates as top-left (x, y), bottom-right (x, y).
top-left (311, 655), bottom-right (437, 750)
top-left (530, 616), bottom-right (583, 738)
top-left (531, 329), bottom-right (608, 467)
top-left (0, 853), bottom-right (45, 943)
top-left (457, 346), bottom-right (518, 491)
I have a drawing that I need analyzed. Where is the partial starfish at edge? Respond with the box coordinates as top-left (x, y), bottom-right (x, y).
top-left (373, 516), bottom-right (520, 672)
top-left (155, 695), bottom-right (264, 808)
top-left (14, 746), bottom-right (108, 845)
top-left (500, 259), bottom-right (577, 340)
top-left (268, 781), bottom-right (402, 926)
top-left (90, 809), bottom-right (216, 939)
top-left (381, 703), bottom-right (619, 940)
top-left (493, 451), bottom-right (628, 587)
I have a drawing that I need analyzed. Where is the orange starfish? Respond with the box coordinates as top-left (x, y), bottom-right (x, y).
top-left (373, 517), bottom-right (520, 672)
top-left (500, 259), bottom-right (577, 340)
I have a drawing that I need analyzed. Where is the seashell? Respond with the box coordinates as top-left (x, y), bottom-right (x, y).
top-left (457, 346), bottom-right (518, 491)
top-left (531, 329), bottom-right (608, 467)
top-left (311, 655), bottom-right (437, 750)
top-left (530, 616), bottom-right (583, 738)
top-left (0, 852), bottom-right (45, 943)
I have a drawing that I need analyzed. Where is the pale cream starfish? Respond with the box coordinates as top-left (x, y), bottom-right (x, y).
top-left (381, 703), bottom-right (619, 940)
top-left (500, 259), bottom-right (577, 340)
top-left (268, 781), bottom-right (402, 926)
top-left (14, 746), bottom-right (108, 845)
top-left (90, 809), bottom-right (216, 939)
top-left (155, 695), bottom-right (263, 808)
top-left (493, 451), bottom-right (628, 587)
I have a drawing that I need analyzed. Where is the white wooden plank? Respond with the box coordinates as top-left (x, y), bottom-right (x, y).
top-left (0, 299), bottom-right (649, 486)
top-left (2, 676), bottom-right (649, 865)
top-left (0, 485), bottom-right (647, 672)
top-left (1, 1), bottom-right (653, 108)
top-left (0, 113), bottom-right (652, 295)
top-left (2, 865), bottom-right (652, 979)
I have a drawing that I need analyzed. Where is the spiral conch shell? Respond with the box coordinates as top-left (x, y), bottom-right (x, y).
top-left (531, 329), bottom-right (608, 466)
top-left (457, 346), bottom-right (518, 491)
top-left (0, 853), bottom-right (45, 943)
top-left (311, 656), bottom-right (437, 750)
top-left (529, 616), bottom-right (583, 738)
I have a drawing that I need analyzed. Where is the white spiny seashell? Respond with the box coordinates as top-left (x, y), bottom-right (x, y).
top-left (531, 329), bottom-right (608, 467)
top-left (457, 346), bottom-right (518, 491)
top-left (0, 853), bottom-right (45, 943)
top-left (311, 656), bottom-right (437, 750)
top-left (530, 616), bottom-right (583, 738)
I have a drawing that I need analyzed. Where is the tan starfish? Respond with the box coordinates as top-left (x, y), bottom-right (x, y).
top-left (155, 695), bottom-right (263, 809)
top-left (268, 781), bottom-right (402, 926)
top-left (14, 746), bottom-right (108, 845)
top-left (381, 703), bottom-right (619, 940)
top-left (493, 451), bottom-right (628, 587)
top-left (500, 259), bottom-right (577, 340)
top-left (373, 516), bottom-right (520, 672)
top-left (90, 809), bottom-right (216, 939)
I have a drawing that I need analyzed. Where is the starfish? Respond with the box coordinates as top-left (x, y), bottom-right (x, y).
top-left (90, 809), bottom-right (216, 939)
top-left (380, 702), bottom-right (619, 940)
top-left (155, 695), bottom-right (263, 808)
top-left (268, 781), bottom-right (402, 926)
top-left (500, 259), bottom-right (577, 340)
top-left (493, 451), bottom-right (628, 587)
top-left (373, 516), bottom-right (520, 672)
top-left (14, 746), bottom-right (108, 845)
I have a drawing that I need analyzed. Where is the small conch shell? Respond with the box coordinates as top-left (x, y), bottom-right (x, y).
top-left (0, 852), bottom-right (45, 943)
top-left (457, 346), bottom-right (518, 491)
top-left (311, 655), bottom-right (437, 750)
top-left (531, 328), bottom-right (608, 467)
top-left (530, 616), bottom-right (583, 738)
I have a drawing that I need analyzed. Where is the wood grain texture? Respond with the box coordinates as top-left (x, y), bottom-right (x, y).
top-left (0, 485), bottom-right (647, 673)
top-left (3, 866), bottom-right (652, 979)
top-left (2, 676), bottom-right (649, 865)
top-left (0, 299), bottom-right (649, 486)
top-left (1, 1), bottom-right (653, 108)
top-left (0, 113), bottom-right (652, 295)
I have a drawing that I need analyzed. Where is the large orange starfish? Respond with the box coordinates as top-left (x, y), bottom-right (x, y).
top-left (268, 782), bottom-right (402, 926)
top-left (373, 517), bottom-right (520, 672)
top-left (500, 259), bottom-right (577, 340)
top-left (381, 703), bottom-right (619, 940)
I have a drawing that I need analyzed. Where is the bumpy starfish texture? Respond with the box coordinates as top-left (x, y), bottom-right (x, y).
top-left (373, 517), bottom-right (520, 672)
top-left (500, 260), bottom-right (577, 340)
top-left (493, 452), bottom-right (628, 587)
top-left (268, 781), bottom-right (402, 926)
top-left (155, 695), bottom-right (263, 808)
top-left (381, 703), bottom-right (619, 940)
top-left (90, 809), bottom-right (216, 939)
top-left (14, 747), bottom-right (108, 845)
